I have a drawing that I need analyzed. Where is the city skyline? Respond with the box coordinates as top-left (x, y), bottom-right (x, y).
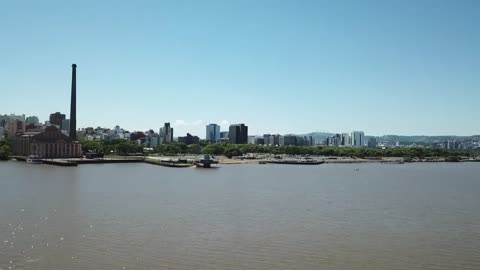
top-left (3, 111), bottom-right (480, 139)
top-left (5, 110), bottom-right (478, 152)
top-left (1, 1), bottom-right (479, 136)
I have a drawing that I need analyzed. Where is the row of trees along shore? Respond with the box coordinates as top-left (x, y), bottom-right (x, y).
top-left (0, 139), bottom-right (475, 160)
top-left (80, 140), bottom-right (476, 159)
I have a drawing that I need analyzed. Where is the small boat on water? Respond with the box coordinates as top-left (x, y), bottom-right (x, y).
top-left (26, 155), bottom-right (43, 164)
top-left (195, 155), bottom-right (219, 168)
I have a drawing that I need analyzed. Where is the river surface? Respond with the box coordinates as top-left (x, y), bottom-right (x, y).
top-left (0, 162), bottom-right (479, 270)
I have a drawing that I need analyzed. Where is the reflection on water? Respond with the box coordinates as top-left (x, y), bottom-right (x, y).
top-left (1, 162), bottom-right (480, 269)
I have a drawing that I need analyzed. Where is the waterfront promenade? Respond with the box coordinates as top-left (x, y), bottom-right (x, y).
top-left (8, 154), bottom-right (479, 167)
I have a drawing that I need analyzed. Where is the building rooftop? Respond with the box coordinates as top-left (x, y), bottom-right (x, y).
top-left (32, 126), bottom-right (72, 143)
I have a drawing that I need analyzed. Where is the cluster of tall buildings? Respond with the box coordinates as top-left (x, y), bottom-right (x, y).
top-left (76, 125), bottom-right (131, 141)
top-left (0, 114), bottom-right (27, 140)
top-left (5, 111), bottom-right (480, 152)
top-left (205, 123), bottom-right (249, 144)
top-left (143, 122), bottom-right (174, 148)
top-left (325, 131), bottom-right (366, 147)
top-left (246, 134), bottom-right (314, 147)
top-left (0, 112), bottom-right (73, 141)
top-left (144, 122), bottom-right (249, 146)
top-left (2, 112), bottom-right (367, 150)
top-left (439, 140), bottom-right (460, 150)
top-left (205, 124), bottom-right (315, 147)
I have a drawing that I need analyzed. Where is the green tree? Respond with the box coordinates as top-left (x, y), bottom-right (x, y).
top-left (156, 144), bottom-right (182, 155)
top-left (116, 141), bottom-right (143, 155)
top-left (186, 144), bottom-right (202, 154)
top-left (175, 143), bottom-right (187, 153)
top-left (202, 144), bottom-right (225, 155)
top-left (0, 144), bottom-right (11, 160)
top-left (224, 145), bottom-right (242, 158)
top-left (80, 140), bottom-right (103, 153)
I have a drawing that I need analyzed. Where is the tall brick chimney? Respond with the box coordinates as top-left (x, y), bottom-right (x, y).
top-left (69, 64), bottom-right (77, 140)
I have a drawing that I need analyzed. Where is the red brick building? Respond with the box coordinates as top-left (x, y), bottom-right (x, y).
top-left (12, 126), bottom-right (82, 158)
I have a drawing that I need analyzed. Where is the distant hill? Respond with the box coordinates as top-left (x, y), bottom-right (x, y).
top-left (298, 132), bottom-right (334, 142)
top-left (376, 135), bottom-right (480, 143)
top-left (293, 132), bottom-right (480, 144)
top-left (254, 131), bottom-right (480, 145)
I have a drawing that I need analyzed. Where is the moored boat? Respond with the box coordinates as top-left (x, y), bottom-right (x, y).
top-left (26, 155), bottom-right (43, 164)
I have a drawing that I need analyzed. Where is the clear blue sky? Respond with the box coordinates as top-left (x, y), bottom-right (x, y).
top-left (1, 0), bottom-right (478, 137)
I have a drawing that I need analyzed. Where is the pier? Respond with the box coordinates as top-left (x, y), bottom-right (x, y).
top-left (42, 159), bottom-right (78, 166)
top-left (11, 156), bottom-right (145, 166)
top-left (144, 158), bottom-right (193, 168)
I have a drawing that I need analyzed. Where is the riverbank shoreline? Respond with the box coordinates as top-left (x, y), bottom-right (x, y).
top-left (7, 155), bottom-right (480, 167)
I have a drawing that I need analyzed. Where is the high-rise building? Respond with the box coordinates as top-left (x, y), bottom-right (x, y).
top-left (25, 116), bottom-right (39, 125)
top-left (178, 133), bottom-right (200, 145)
top-left (159, 122), bottom-right (174, 144)
top-left (341, 133), bottom-right (351, 146)
top-left (326, 135), bottom-right (337, 146)
top-left (326, 134), bottom-right (342, 146)
top-left (351, 131), bottom-right (365, 147)
top-left (262, 134), bottom-right (280, 146)
top-left (305, 136), bottom-right (314, 146)
top-left (49, 112), bottom-right (66, 127)
top-left (61, 119), bottom-right (70, 132)
top-left (368, 137), bottom-right (377, 148)
top-left (283, 135), bottom-right (297, 146)
top-left (0, 114), bottom-right (25, 123)
top-left (5, 120), bottom-right (25, 136)
top-left (148, 133), bottom-right (160, 148)
top-left (255, 137), bottom-right (265, 145)
top-left (248, 136), bottom-right (257, 144)
top-left (0, 114), bottom-right (26, 136)
top-left (114, 125), bottom-right (121, 135)
top-left (296, 136), bottom-right (305, 146)
top-left (219, 131), bottom-right (229, 143)
top-left (228, 124), bottom-right (248, 144)
top-left (206, 124), bottom-right (220, 142)
top-left (335, 134), bottom-right (342, 146)
top-left (263, 134), bottom-right (272, 145)
top-left (273, 135), bottom-right (281, 146)
top-left (447, 140), bottom-right (458, 150)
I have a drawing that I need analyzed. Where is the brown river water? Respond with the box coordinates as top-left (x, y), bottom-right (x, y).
top-left (1, 161), bottom-right (479, 269)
